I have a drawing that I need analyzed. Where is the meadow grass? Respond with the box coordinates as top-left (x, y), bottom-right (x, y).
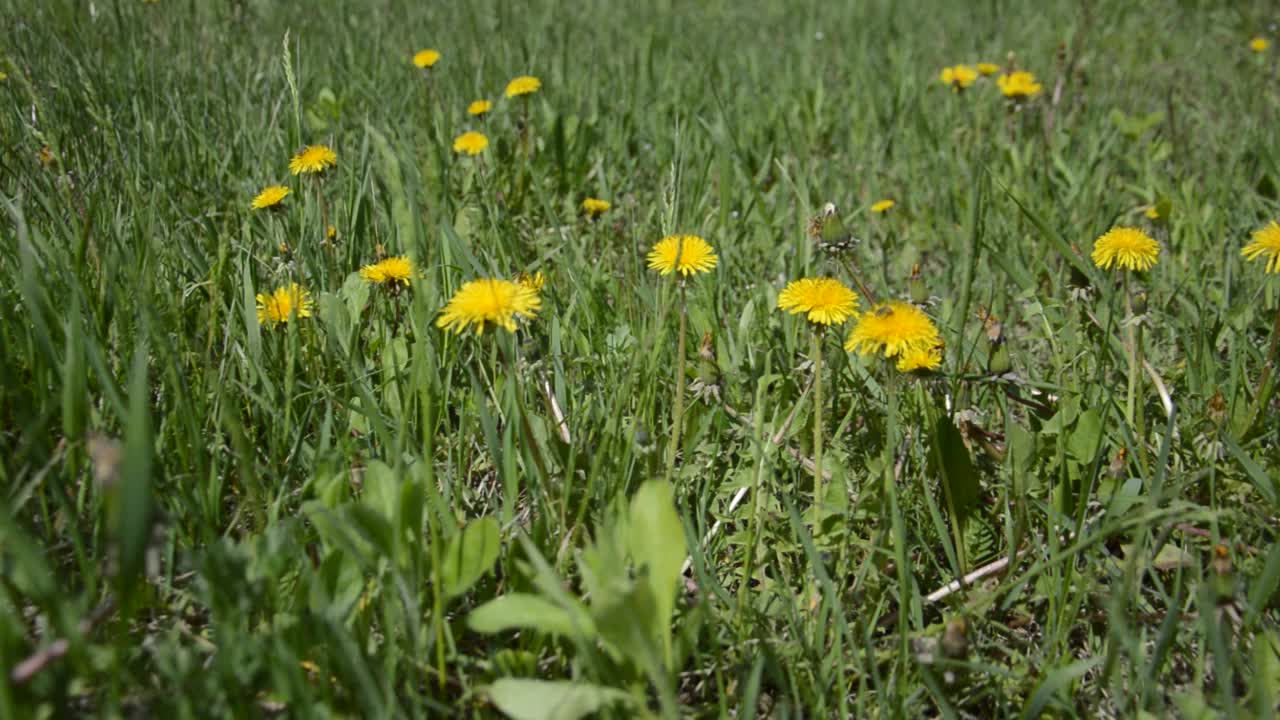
top-left (3, 0), bottom-right (1280, 716)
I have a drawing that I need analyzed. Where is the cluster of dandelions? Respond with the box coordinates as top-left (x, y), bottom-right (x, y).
top-left (938, 61), bottom-right (1042, 100)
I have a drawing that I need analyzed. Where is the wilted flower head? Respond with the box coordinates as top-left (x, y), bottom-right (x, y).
top-left (647, 235), bottom-right (718, 277)
top-left (1091, 226), bottom-right (1159, 272)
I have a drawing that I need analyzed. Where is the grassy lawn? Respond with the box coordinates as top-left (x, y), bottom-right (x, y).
top-left (4, 0), bottom-right (1280, 716)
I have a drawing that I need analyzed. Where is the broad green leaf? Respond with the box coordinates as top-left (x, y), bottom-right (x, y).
top-left (928, 416), bottom-right (980, 527)
top-left (1067, 409), bottom-right (1104, 463)
top-left (442, 516), bottom-right (501, 598)
top-left (626, 480), bottom-right (686, 666)
top-left (366, 123), bottom-right (416, 251)
top-left (485, 679), bottom-right (632, 720)
top-left (468, 593), bottom-right (594, 639)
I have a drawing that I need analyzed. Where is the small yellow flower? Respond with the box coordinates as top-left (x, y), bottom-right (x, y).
top-left (1144, 206), bottom-right (1160, 220)
top-left (289, 145), bottom-right (337, 175)
top-left (998, 71), bottom-right (1043, 99)
top-left (976, 62), bottom-right (1000, 76)
top-left (327, 224), bottom-right (337, 240)
top-left (255, 283), bottom-right (314, 328)
top-left (581, 197), bottom-right (611, 218)
top-left (845, 301), bottom-right (942, 359)
top-left (505, 75), bottom-right (542, 98)
top-left (940, 65), bottom-right (978, 91)
top-left (453, 131), bottom-right (489, 156)
top-left (0, 71), bottom-right (7, 81)
top-left (896, 344), bottom-right (943, 373)
top-left (1243, 221), bottom-right (1280, 273)
top-left (38, 146), bottom-right (54, 167)
top-left (467, 99), bottom-right (492, 116)
top-left (1250, 36), bottom-right (1270, 53)
top-left (871, 199), bottom-right (896, 214)
top-left (413, 49), bottom-right (441, 69)
top-left (646, 235), bottom-right (718, 277)
top-left (1091, 226), bottom-right (1160, 272)
top-left (777, 278), bottom-right (859, 326)
top-left (360, 256), bottom-right (415, 286)
top-left (436, 278), bottom-right (541, 335)
top-left (516, 271), bottom-right (546, 292)
top-left (251, 185), bottom-right (290, 210)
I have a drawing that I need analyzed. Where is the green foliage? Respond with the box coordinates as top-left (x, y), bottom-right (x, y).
top-left (3, 0), bottom-right (1280, 717)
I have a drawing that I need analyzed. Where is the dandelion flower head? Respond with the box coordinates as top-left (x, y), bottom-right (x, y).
top-left (998, 71), bottom-right (1042, 99)
top-left (360, 256), bottom-right (415, 286)
top-left (453, 131), bottom-right (489, 155)
top-left (467, 99), bottom-right (492, 116)
top-left (777, 278), bottom-right (860, 326)
top-left (1250, 36), bottom-right (1270, 53)
top-left (256, 283), bottom-right (314, 328)
top-left (413, 49), bottom-right (441, 69)
top-left (646, 234), bottom-right (718, 277)
top-left (251, 185), bottom-right (290, 210)
top-left (871, 199), bottom-right (896, 214)
top-left (896, 344), bottom-right (943, 373)
top-left (581, 197), bottom-right (611, 217)
top-left (1243, 221), bottom-right (1280, 273)
top-left (940, 65), bottom-right (978, 91)
top-left (289, 145), bottom-right (337, 175)
top-left (976, 62), bottom-right (1000, 76)
top-left (436, 278), bottom-right (541, 335)
top-left (845, 301), bottom-right (942, 358)
top-left (505, 75), bottom-right (542, 98)
top-left (327, 225), bottom-right (337, 240)
top-left (1091, 226), bottom-right (1159, 271)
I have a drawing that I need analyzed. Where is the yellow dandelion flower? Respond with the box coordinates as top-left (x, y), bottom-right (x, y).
top-left (871, 199), bottom-right (896, 214)
top-left (777, 278), bottom-right (859, 326)
top-left (251, 185), bottom-right (290, 210)
top-left (516, 271), bottom-right (546, 292)
top-left (896, 344), bottom-right (943, 373)
top-left (998, 71), bottom-right (1043, 99)
top-left (976, 62), bottom-right (1000, 76)
top-left (38, 146), bottom-right (54, 166)
top-left (413, 49), bottom-right (441, 69)
top-left (255, 283), bottom-right (314, 328)
top-left (1243, 221), bottom-right (1280, 273)
top-left (1144, 206), bottom-right (1160, 220)
top-left (453, 131), bottom-right (489, 156)
top-left (940, 65), bottom-right (978, 91)
top-left (467, 99), bottom-right (492, 116)
top-left (360, 256), bottom-right (415, 286)
top-left (0, 71), bottom-right (7, 81)
top-left (326, 224), bottom-right (337, 240)
top-left (845, 301), bottom-right (942, 358)
top-left (289, 145), bottom-right (337, 175)
top-left (646, 234), bottom-right (718, 277)
top-left (581, 197), bottom-right (611, 217)
top-left (505, 75), bottom-right (542, 98)
top-left (436, 278), bottom-right (541, 335)
top-left (1091, 226), bottom-right (1159, 271)
top-left (1250, 36), bottom-right (1270, 53)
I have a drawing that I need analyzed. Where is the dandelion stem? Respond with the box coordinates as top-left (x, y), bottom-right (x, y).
top-left (883, 369), bottom-right (911, 693)
top-left (810, 330), bottom-right (825, 530)
top-left (665, 282), bottom-right (689, 481)
top-left (1247, 303), bottom-right (1280, 431)
top-left (1124, 274), bottom-right (1139, 426)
